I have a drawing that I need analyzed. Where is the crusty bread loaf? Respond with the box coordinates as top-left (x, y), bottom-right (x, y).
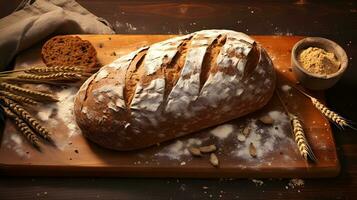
top-left (41, 36), bottom-right (98, 72)
top-left (74, 30), bottom-right (276, 151)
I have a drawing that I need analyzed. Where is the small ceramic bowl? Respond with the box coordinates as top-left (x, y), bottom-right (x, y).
top-left (291, 37), bottom-right (348, 90)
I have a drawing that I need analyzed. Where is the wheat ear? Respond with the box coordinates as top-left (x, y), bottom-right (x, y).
top-left (0, 97), bottom-right (53, 142)
top-left (289, 114), bottom-right (317, 162)
top-left (276, 90), bottom-right (317, 162)
top-left (278, 78), bottom-right (355, 130)
top-left (0, 82), bottom-right (58, 102)
top-left (2, 106), bottom-right (40, 149)
top-left (310, 97), bottom-right (355, 129)
top-left (0, 90), bottom-right (38, 105)
top-left (24, 66), bottom-right (83, 74)
top-left (0, 66), bottom-right (82, 74)
top-left (16, 72), bottom-right (82, 81)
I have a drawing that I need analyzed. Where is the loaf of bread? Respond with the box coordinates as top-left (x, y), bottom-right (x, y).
top-left (74, 30), bottom-right (276, 151)
top-left (42, 36), bottom-right (98, 72)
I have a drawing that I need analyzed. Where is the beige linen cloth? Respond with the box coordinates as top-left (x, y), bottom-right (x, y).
top-left (0, 0), bottom-right (115, 69)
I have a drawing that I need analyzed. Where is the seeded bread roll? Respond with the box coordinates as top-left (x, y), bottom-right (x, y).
top-left (74, 30), bottom-right (276, 151)
top-left (41, 36), bottom-right (98, 72)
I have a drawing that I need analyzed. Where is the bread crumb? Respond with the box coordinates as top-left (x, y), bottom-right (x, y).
top-left (251, 179), bottom-right (264, 186)
top-left (209, 153), bottom-right (219, 167)
top-left (188, 147), bottom-right (202, 156)
top-left (199, 145), bottom-right (217, 153)
top-left (259, 115), bottom-right (274, 124)
top-left (249, 142), bottom-right (257, 158)
top-left (287, 178), bottom-right (304, 189)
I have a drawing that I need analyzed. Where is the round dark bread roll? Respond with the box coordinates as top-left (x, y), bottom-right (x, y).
top-left (41, 35), bottom-right (98, 72)
top-left (74, 30), bottom-right (276, 151)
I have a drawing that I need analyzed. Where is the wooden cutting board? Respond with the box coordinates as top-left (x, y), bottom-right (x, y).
top-left (0, 35), bottom-right (339, 178)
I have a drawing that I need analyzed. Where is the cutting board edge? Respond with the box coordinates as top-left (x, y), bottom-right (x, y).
top-left (0, 162), bottom-right (340, 178)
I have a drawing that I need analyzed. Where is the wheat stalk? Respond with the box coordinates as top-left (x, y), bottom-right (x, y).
top-left (2, 105), bottom-right (16, 118)
top-left (0, 90), bottom-right (38, 105)
top-left (310, 97), bottom-right (354, 129)
top-left (16, 72), bottom-right (82, 81)
top-left (24, 66), bottom-right (83, 74)
top-left (0, 66), bottom-right (83, 75)
top-left (14, 117), bottom-right (41, 149)
top-left (276, 90), bottom-right (317, 162)
top-left (0, 66), bottom-right (91, 84)
top-left (289, 114), bottom-right (317, 162)
top-left (278, 77), bottom-right (354, 130)
top-left (2, 106), bottom-right (40, 149)
top-left (0, 97), bottom-right (53, 142)
top-left (0, 82), bottom-right (58, 102)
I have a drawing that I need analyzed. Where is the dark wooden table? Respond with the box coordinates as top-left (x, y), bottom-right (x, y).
top-left (0, 0), bottom-right (356, 199)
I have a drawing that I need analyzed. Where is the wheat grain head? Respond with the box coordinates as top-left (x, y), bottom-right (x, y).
top-left (0, 82), bottom-right (58, 102)
top-left (289, 114), bottom-right (317, 162)
top-left (310, 97), bottom-right (355, 129)
top-left (2, 106), bottom-right (40, 149)
top-left (0, 97), bottom-right (53, 142)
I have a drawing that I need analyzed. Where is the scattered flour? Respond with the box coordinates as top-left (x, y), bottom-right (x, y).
top-left (210, 124), bottom-right (234, 139)
top-left (36, 87), bottom-right (80, 150)
top-left (281, 85), bottom-right (292, 92)
top-left (274, 29), bottom-right (294, 36)
top-left (53, 87), bottom-right (80, 137)
top-left (235, 120), bottom-right (262, 159)
top-left (234, 111), bottom-right (291, 160)
top-left (115, 21), bottom-right (138, 32)
top-left (287, 179), bottom-right (305, 189)
top-left (10, 134), bottom-right (22, 145)
top-left (156, 139), bottom-right (202, 160)
top-left (267, 111), bottom-right (290, 138)
top-left (251, 179), bottom-right (264, 186)
top-left (2, 86), bottom-right (79, 157)
top-left (4, 134), bottom-right (29, 158)
top-left (37, 107), bottom-right (53, 121)
top-left (237, 134), bottom-right (246, 142)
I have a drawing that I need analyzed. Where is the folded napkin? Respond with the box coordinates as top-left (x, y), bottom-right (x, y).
top-left (0, 0), bottom-right (115, 70)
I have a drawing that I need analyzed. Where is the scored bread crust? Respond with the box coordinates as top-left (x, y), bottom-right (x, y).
top-left (74, 30), bottom-right (276, 151)
top-left (41, 36), bottom-right (98, 71)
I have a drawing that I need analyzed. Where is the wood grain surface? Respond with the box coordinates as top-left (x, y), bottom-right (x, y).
top-left (0, 0), bottom-right (356, 200)
top-left (0, 35), bottom-right (339, 178)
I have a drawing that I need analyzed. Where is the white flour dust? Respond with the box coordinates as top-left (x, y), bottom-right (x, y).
top-left (36, 87), bottom-right (80, 150)
top-left (155, 138), bottom-right (203, 160)
top-left (233, 111), bottom-right (292, 160)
